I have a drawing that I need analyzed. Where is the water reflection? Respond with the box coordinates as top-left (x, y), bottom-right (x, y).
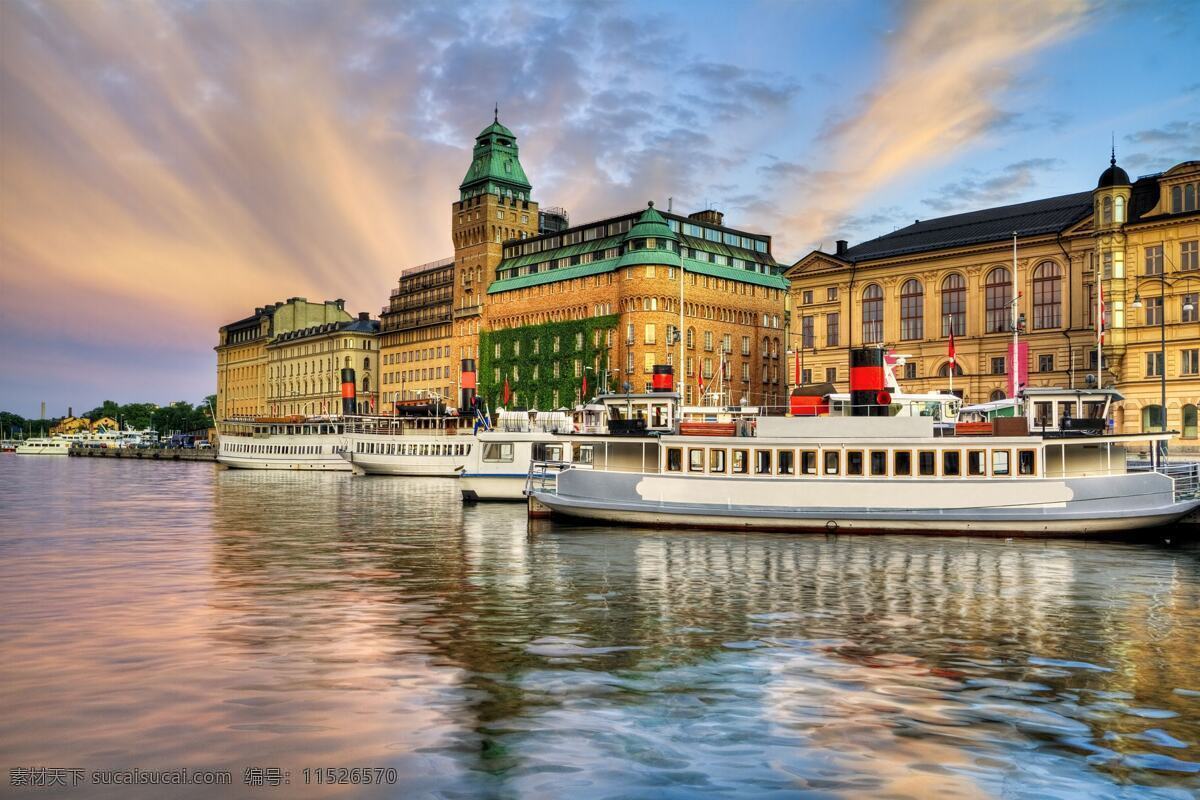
top-left (1, 458), bottom-right (1198, 798)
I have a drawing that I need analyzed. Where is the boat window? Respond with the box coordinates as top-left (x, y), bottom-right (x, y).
top-left (1034, 402), bottom-right (1053, 428)
top-left (755, 450), bottom-right (773, 475)
top-left (483, 442), bottom-right (514, 462)
top-left (1057, 402), bottom-right (1074, 423)
top-left (992, 450), bottom-right (1011, 476)
top-left (689, 449), bottom-right (705, 472)
top-left (778, 450), bottom-right (795, 476)
top-left (666, 448), bottom-right (683, 472)
top-left (574, 444), bottom-right (594, 464)
top-left (847, 450), bottom-right (864, 476)
top-left (1018, 449), bottom-right (1036, 475)
top-left (943, 450), bottom-right (961, 476)
top-left (967, 450), bottom-right (986, 476)
top-left (731, 450), bottom-right (748, 474)
top-left (918, 451), bottom-right (936, 476)
top-left (869, 450), bottom-right (887, 476)
top-left (1083, 401), bottom-right (1106, 419)
top-left (800, 450), bottom-right (817, 475)
top-left (894, 450), bottom-right (912, 476)
top-left (709, 449), bottom-right (727, 473)
top-left (823, 451), bottom-right (840, 475)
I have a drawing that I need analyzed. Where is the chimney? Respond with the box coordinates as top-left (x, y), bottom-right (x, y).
top-left (335, 299), bottom-right (345, 310)
top-left (835, 240), bottom-right (848, 256)
top-left (254, 307), bottom-right (263, 315)
top-left (688, 209), bottom-right (724, 226)
top-left (358, 311), bottom-right (370, 321)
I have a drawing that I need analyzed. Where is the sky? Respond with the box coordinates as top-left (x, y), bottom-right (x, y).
top-left (1, 0), bottom-right (1197, 417)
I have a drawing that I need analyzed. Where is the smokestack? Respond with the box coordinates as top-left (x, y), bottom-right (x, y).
top-left (651, 365), bottom-right (674, 392)
top-left (460, 359), bottom-right (477, 410)
top-left (849, 348), bottom-right (889, 417)
top-left (341, 368), bottom-right (357, 416)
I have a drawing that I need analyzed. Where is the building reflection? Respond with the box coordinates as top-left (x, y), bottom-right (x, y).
top-left (208, 472), bottom-right (1200, 785)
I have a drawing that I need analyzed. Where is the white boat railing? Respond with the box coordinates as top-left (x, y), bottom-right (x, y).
top-left (524, 460), bottom-right (568, 497)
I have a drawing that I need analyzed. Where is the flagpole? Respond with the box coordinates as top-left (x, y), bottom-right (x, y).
top-left (1096, 271), bottom-right (1103, 390)
top-left (947, 314), bottom-right (954, 396)
top-left (1011, 232), bottom-right (1019, 399)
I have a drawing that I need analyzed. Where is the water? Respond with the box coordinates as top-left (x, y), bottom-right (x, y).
top-left (2, 457), bottom-right (1199, 799)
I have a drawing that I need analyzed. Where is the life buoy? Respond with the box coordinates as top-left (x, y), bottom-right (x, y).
top-left (876, 391), bottom-right (892, 406)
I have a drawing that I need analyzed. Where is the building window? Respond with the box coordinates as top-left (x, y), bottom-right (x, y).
top-left (645, 324), bottom-right (656, 345)
top-left (704, 331), bottom-right (713, 351)
top-left (1038, 354), bottom-right (1054, 372)
top-left (1182, 349), bottom-right (1200, 376)
top-left (1182, 241), bottom-right (1199, 271)
top-left (687, 327), bottom-right (695, 349)
top-left (1142, 405), bottom-right (1166, 432)
top-left (1183, 294), bottom-right (1198, 323)
top-left (827, 287), bottom-right (838, 302)
top-left (903, 362), bottom-right (917, 380)
top-left (1144, 245), bottom-right (1164, 275)
top-left (1146, 351), bottom-right (1163, 378)
top-left (941, 274), bottom-right (966, 337)
top-left (1102, 196), bottom-right (1112, 225)
top-left (938, 362), bottom-right (963, 378)
top-left (826, 313), bottom-right (839, 347)
top-left (1031, 262), bottom-right (1062, 329)
top-left (801, 316), bottom-right (814, 348)
top-left (1183, 405), bottom-right (1198, 439)
top-left (802, 290), bottom-right (813, 304)
top-left (741, 336), bottom-right (750, 356)
top-left (985, 268), bottom-right (1011, 333)
top-left (899, 279), bottom-right (924, 340)
top-left (861, 284), bottom-right (883, 344)
top-left (1144, 296), bottom-right (1163, 326)
top-left (991, 356), bottom-right (1006, 375)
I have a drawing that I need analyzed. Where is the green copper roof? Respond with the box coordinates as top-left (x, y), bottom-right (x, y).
top-left (682, 257), bottom-right (788, 289)
top-left (625, 202), bottom-right (677, 241)
top-left (459, 113), bottom-right (532, 197)
top-left (488, 258), bottom-right (620, 293)
top-left (617, 243), bottom-right (682, 269)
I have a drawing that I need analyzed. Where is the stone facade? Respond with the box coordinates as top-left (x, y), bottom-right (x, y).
top-left (215, 297), bottom-right (354, 418)
top-left (786, 159), bottom-right (1200, 439)
top-left (379, 258), bottom-right (455, 406)
top-left (266, 313), bottom-right (379, 416)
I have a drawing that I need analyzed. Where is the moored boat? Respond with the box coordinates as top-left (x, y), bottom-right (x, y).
top-left (217, 416), bottom-right (352, 471)
top-left (14, 436), bottom-right (73, 455)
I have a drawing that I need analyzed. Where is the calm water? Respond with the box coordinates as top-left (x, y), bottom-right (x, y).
top-left (2, 457), bottom-right (1199, 799)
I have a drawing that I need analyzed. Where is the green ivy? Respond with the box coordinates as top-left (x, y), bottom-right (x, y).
top-left (479, 314), bottom-right (618, 409)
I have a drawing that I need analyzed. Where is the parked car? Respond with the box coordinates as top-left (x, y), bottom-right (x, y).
top-left (195, 440), bottom-right (212, 450)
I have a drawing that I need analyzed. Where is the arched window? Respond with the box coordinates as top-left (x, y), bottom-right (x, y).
top-left (985, 268), bottom-right (1012, 333)
top-left (1102, 196), bottom-right (1112, 225)
top-left (362, 375), bottom-right (370, 392)
top-left (941, 274), bottom-right (966, 336)
top-left (364, 357), bottom-right (370, 370)
top-left (937, 362), bottom-right (964, 377)
top-left (1183, 405), bottom-right (1198, 439)
top-left (990, 389), bottom-right (1006, 402)
top-left (1142, 405), bottom-right (1165, 432)
top-left (686, 327), bottom-right (695, 349)
top-left (1173, 186), bottom-right (1184, 213)
top-left (1114, 195), bottom-right (1125, 222)
top-left (862, 284), bottom-right (883, 344)
top-left (1187, 184), bottom-right (1197, 212)
top-left (899, 279), bottom-right (924, 340)
top-left (1032, 261), bottom-right (1062, 329)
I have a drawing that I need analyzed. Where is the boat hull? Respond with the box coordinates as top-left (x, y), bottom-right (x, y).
top-left (342, 453), bottom-right (463, 477)
top-left (531, 469), bottom-right (1200, 536)
top-left (460, 473), bottom-right (528, 501)
top-left (217, 454), bottom-right (351, 471)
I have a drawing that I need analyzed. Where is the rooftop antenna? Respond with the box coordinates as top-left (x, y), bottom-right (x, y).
top-left (494, 102), bottom-right (499, 123)
top-left (1111, 132), bottom-right (1116, 166)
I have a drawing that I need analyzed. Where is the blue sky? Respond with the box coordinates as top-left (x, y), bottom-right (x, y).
top-left (0, 0), bottom-right (1197, 416)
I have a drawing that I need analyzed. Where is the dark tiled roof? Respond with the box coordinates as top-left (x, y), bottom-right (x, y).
top-left (844, 191), bottom-right (1093, 262)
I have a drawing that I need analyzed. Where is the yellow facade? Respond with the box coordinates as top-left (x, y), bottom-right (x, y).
top-left (266, 314), bottom-right (379, 416)
top-left (786, 159), bottom-right (1200, 440)
top-left (215, 298), bottom-right (355, 419)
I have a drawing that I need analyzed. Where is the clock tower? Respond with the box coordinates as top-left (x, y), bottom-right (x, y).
top-left (450, 110), bottom-right (539, 406)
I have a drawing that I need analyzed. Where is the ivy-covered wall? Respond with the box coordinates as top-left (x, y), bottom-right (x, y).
top-left (479, 315), bottom-right (618, 409)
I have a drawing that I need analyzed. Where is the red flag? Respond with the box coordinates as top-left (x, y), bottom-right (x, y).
top-left (502, 376), bottom-right (512, 405)
top-left (947, 328), bottom-right (956, 365)
top-left (582, 371), bottom-right (588, 397)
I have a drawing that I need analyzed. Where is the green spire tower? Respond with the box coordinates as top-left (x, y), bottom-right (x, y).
top-left (458, 107), bottom-right (533, 201)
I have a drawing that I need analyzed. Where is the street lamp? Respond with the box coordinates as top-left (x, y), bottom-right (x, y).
top-left (1130, 267), bottom-right (1200, 460)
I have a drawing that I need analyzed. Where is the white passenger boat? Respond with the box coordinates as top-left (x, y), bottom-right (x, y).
top-left (527, 389), bottom-right (1200, 535)
top-left (14, 436), bottom-right (73, 455)
top-left (217, 416), bottom-right (353, 471)
top-left (339, 414), bottom-right (475, 478)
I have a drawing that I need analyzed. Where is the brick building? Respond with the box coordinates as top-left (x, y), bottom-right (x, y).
top-left (380, 112), bottom-right (789, 412)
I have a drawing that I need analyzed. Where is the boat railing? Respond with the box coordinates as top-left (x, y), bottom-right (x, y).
top-left (1128, 459), bottom-right (1200, 501)
top-left (524, 460), bottom-right (569, 497)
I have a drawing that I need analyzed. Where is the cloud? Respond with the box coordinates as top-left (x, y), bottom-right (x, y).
top-left (1121, 119), bottom-right (1200, 173)
top-left (922, 158), bottom-right (1062, 213)
top-left (776, 0), bottom-right (1090, 253)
